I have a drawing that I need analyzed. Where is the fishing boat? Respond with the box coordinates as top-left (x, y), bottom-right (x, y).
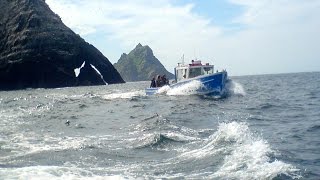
top-left (145, 59), bottom-right (229, 96)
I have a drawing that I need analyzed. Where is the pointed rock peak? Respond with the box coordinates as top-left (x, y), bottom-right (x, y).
top-left (114, 44), bottom-right (175, 82)
top-left (131, 43), bottom-right (153, 56)
top-left (136, 43), bottom-right (143, 48)
top-left (133, 43), bottom-right (152, 51)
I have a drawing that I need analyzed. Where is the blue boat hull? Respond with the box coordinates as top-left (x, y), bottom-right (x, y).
top-left (145, 71), bottom-right (228, 96)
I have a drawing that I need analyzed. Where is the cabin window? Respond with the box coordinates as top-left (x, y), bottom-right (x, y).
top-left (189, 68), bottom-right (202, 78)
top-left (203, 67), bottom-right (214, 75)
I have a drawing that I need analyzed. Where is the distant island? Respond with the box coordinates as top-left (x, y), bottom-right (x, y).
top-left (114, 43), bottom-right (174, 82)
top-left (0, 0), bottom-right (124, 90)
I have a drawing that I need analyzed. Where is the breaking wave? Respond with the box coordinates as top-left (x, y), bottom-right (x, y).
top-left (177, 122), bottom-right (300, 179)
top-left (134, 132), bottom-right (198, 149)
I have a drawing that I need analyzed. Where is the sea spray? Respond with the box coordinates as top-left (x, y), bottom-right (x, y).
top-left (156, 85), bottom-right (171, 94)
top-left (226, 80), bottom-right (246, 96)
top-left (166, 80), bottom-right (204, 96)
top-left (101, 90), bottom-right (146, 100)
top-left (177, 122), bottom-right (300, 179)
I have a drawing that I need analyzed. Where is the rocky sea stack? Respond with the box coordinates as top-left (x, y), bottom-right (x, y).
top-left (114, 44), bottom-right (174, 82)
top-left (0, 0), bottom-right (124, 90)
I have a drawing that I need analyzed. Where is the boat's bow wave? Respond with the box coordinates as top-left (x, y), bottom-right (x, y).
top-left (154, 80), bottom-right (246, 98)
top-left (226, 80), bottom-right (246, 96)
top-left (155, 80), bottom-right (205, 96)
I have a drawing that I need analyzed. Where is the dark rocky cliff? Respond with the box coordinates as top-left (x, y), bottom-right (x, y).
top-left (114, 43), bottom-right (174, 82)
top-left (0, 0), bottom-right (124, 90)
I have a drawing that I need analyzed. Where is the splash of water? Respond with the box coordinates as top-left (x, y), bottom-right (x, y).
top-left (178, 121), bottom-right (300, 179)
top-left (155, 85), bottom-right (171, 94)
top-left (166, 80), bottom-right (204, 96)
top-left (156, 80), bottom-right (244, 97)
top-left (101, 90), bottom-right (146, 100)
top-left (226, 80), bottom-right (246, 96)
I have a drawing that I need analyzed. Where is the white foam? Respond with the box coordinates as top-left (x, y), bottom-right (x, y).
top-left (155, 85), bottom-right (171, 94)
top-left (163, 132), bottom-right (199, 142)
top-left (90, 64), bottom-right (108, 85)
top-left (179, 122), bottom-right (300, 179)
top-left (0, 166), bottom-right (130, 180)
top-left (102, 90), bottom-right (146, 100)
top-left (74, 61), bottom-right (86, 77)
top-left (0, 104), bottom-right (51, 131)
top-left (166, 80), bottom-right (204, 96)
top-left (227, 81), bottom-right (246, 96)
top-left (0, 135), bottom-right (82, 160)
top-left (132, 131), bottom-right (199, 149)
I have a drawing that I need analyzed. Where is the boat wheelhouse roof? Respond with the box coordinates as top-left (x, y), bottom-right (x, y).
top-left (176, 60), bottom-right (213, 69)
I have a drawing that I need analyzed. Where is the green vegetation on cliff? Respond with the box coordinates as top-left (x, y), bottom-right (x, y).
top-left (114, 44), bottom-right (174, 82)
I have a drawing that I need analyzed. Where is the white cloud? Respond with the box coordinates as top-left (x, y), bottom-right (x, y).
top-left (230, 0), bottom-right (320, 27)
top-left (222, 0), bottom-right (320, 74)
top-left (46, 0), bottom-right (320, 75)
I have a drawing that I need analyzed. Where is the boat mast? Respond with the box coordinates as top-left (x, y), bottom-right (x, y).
top-left (182, 54), bottom-right (185, 65)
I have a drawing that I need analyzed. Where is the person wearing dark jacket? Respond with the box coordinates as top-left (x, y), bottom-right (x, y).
top-left (150, 77), bottom-right (156, 88)
top-left (162, 75), bottom-right (169, 85)
top-left (156, 75), bottom-right (162, 87)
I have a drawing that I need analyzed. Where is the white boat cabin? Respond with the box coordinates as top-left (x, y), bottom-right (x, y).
top-left (174, 60), bottom-right (214, 82)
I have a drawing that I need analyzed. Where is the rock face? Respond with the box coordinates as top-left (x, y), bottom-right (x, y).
top-left (0, 0), bottom-right (124, 90)
top-left (114, 44), bottom-right (174, 82)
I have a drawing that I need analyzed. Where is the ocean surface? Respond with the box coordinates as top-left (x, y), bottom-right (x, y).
top-left (0, 72), bottom-right (319, 179)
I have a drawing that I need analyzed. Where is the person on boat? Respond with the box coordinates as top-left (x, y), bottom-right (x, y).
top-left (161, 75), bottom-right (169, 85)
top-left (150, 77), bottom-right (156, 88)
top-left (156, 75), bottom-right (163, 87)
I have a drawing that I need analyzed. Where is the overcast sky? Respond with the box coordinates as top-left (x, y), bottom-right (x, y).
top-left (46, 0), bottom-right (320, 76)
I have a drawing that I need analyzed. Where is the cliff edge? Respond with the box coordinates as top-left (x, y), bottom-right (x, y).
top-left (0, 0), bottom-right (124, 90)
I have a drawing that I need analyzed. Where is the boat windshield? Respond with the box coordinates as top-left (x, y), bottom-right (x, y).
top-left (189, 68), bottom-right (202, 78)
top-left (203, 67), bottom-right (214, 75)
top-left (188, 66), bottom-right (214, 78)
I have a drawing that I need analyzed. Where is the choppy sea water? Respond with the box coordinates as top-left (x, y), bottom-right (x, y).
top-left (0, 72), bottom-right (319, 179)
